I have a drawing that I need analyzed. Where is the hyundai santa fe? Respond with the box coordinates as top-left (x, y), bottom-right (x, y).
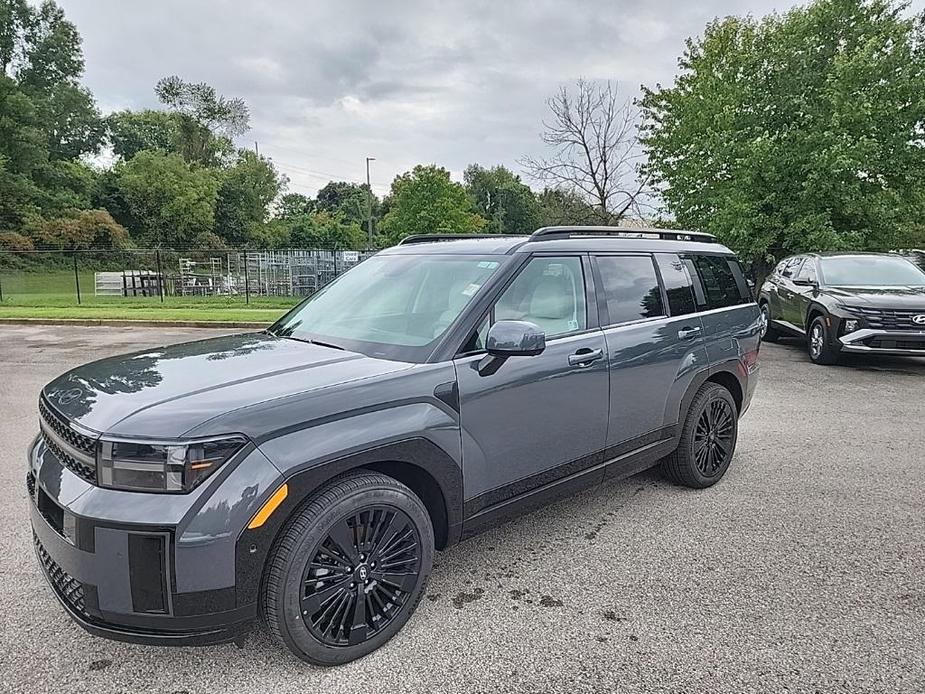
top-left (27, 226), bottom-right (761, 665)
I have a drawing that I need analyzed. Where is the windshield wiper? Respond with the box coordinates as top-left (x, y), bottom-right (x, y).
top-left (282, 335), bottom-right (345, 351)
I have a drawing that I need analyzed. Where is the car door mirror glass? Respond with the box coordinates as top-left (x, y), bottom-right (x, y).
top-left (486, 320), bottom-right (546, 357)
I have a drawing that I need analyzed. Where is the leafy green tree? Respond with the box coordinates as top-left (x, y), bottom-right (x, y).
top-left (155, 75), bottom-right (248, 166)
top-left (287, 210), bottom-right (365, 249)
top-left (106, 109), bottom-right (179, 159)
top-left (214, 150), bottom-right (286, 246)
top-left (379, 165), bottom-right (486, 243)
top-left (640, 0), bottom-right (925, 272)
top-left (115, 150), bottom-right (219, 247)
top-left (315, 180), bottom-right (379, 229)
top-left (464, 164), bottom-right (541, 234)
top-left (536, 187), bottom-right (598, 227)
top-left (276, 192), bottom-right (315, 219)
top-left (28, 208), bottom-right (127, 249)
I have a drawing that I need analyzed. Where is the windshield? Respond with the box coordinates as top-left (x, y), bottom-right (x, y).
top-left (271, 254), bottom-right (503, 360)
top-left (819, 256), bottom-right (925, 286)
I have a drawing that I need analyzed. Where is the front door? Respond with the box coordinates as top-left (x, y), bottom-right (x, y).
top-left (454, 255), bottom-right (609, 515)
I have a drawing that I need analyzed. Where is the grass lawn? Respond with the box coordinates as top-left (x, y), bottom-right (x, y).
top-left (0, 270), bottom-right (300, 323)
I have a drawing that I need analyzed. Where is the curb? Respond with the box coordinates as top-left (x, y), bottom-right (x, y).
top-left (0, 317), bottom-right (268, 329)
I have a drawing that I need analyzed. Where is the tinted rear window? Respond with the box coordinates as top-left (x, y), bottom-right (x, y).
top-left (690, 255), bottom-right (750, 309)
top-left (655, 254), bottom-right (697, 316)
top-left (595, 255), bottom-right (665, 325)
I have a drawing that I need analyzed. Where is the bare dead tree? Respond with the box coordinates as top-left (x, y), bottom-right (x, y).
top-left (521, 79), bottom-right (651, 224)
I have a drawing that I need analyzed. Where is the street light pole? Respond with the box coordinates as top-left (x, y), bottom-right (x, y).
top-left (365, 157), bottom-right (375, 249)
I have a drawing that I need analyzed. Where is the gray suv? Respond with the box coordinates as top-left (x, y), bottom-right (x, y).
top-left (28, 227), bottom-right (761, 665)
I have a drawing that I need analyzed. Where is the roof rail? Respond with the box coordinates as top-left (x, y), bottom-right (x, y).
top-left (397, 233), bottom-right (524, 245)
top-left (529, 226), bottom-right (717, 243)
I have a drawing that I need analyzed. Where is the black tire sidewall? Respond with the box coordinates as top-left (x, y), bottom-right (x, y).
top-left (808, 316), bottom-right (838, 364)
top-left (275, 484), bottom-right (434, 666)
top-left (682, 385), bottom-right (738, 486)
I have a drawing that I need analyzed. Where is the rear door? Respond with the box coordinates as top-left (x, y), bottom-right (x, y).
top-left (778, 256), bottom-right (805, 332)
top-left (686, 253), bottom-right (761, 366)
top-left (592, 253), bottom-right (707, 458)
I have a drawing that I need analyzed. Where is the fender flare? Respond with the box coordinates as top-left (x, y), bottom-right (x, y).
top-left (233, 437), bottom-right (462, 608)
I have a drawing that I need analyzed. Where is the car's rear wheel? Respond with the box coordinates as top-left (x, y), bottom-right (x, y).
top-left (807, 315), bottom-right (840, 365)
top-left (759, 303), bottom-right (780, 342)
top-left (662, 382), bottom-right (738, 488)
top-left (262, 472), bottom-right (434, 665)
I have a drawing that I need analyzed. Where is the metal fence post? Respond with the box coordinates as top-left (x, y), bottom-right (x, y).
top-left (244, 251), bottom-right (250, 304)
top-left (155, 249), bottom-right (164, 302)
top-left (73, 251), bottom-right (81, 305)
top-left (0, 273), bottom-right (4, 303)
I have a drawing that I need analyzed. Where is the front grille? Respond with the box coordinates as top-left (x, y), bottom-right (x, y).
top-left (34, 533), bottom-right (88, 618)
top-left (39, 398), bottom-right (97, 456)
top-left (845, 306), bottom-right (925, 331)
top-left (39, 397), bottom-right (98, 484)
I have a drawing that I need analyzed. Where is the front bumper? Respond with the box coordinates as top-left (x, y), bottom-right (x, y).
top-left (838, 328), bottom-right (925, 356)
top-left (27, 436), bottom-right (283, 647)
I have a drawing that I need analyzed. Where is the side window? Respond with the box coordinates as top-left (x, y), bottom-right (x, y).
top-left (595, 255), bottom-right (665, 325)
top-left (462, 257), bottom-right (587, 350)
top-left (690, 255), bottom-right (748, 309)
top-left (655, 254), bottom-right (697, 316)
top-left (795, 259), bottom-right (817, 283)
top-left (782, 257), bottom-right (804, 278)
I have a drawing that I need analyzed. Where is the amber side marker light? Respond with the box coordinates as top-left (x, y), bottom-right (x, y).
top-left (247, 483), bottom-right (288, 529)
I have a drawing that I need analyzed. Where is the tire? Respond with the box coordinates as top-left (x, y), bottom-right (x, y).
top-left (807, 315), bottom-right (840, 365)
top-left (662, 382), bottom-right (738, 488)
top-left (262, 472), bottom-right (434, 666)
top-left (759, 303), bottom-right (780, 342)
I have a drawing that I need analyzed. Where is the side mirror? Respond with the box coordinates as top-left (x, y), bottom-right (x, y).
top-left (792, 277), bottom-right (818, 287)
top-left (486, 320), bottom-right (546, 357)
top-left (477, 320), bottom-right (545, 376)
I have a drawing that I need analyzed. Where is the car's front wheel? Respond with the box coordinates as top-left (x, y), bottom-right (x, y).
top-left (262, 472), bottom-right (434, 666)
top-left (807, 315), bottom-right (840, 365)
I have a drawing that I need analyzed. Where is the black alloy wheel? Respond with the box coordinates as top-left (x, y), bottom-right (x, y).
top-left (301, 506), bottom-right (422, 647)
top-left (661, 382), bottom-right (738, 488)
top-left (692, 398), bottom-right (735, 477)
top-left (262, 472), bottom-right (434, 665)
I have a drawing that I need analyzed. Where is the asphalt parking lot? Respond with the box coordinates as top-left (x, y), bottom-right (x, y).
top-left (1, 324), bottom-right (923, 694)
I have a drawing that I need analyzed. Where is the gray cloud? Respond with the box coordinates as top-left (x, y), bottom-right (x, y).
top-left (60, 0), bottom-right (851, 197)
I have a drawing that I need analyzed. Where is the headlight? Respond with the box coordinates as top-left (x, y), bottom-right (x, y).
top-left (97, 436), bottom-right (246, 493)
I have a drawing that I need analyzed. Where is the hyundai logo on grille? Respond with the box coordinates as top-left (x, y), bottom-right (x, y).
top-left (913, 314), bottom-right (925, 326)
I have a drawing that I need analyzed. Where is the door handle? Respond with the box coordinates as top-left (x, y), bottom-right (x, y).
top-left (678, 326), bottom-right (702, 340)
top-left (568, 348), bottom-right (604, 366)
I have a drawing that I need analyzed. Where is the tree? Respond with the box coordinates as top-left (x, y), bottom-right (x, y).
top-left (379, 165), bottom-right (486, 243)
top-left (214, 150), bottom-right (286, 246)
top-left (106, 109), bottom-right (179, 160)
top-left (115, 150), bottom-right (219, 247)
top-left (287, 210), bottom-right (365, 249)
top-left (464, 164), bottom-right (541, 234)
top-left (640, 0), bottom-right (925, 272)
top-left (29, 208), bottom-right (127, 249)
top-left (522, 79), bottom-right (649, 224)
top-left (154, 75), bottom-right (248, 165)
top-left (315, 180), bottom-right (379, 233)
top-left (536, 187), bottom-right (598, 227)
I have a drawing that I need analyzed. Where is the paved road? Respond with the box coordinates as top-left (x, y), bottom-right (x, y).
top-left (1, 325), bottom-right (923, 694)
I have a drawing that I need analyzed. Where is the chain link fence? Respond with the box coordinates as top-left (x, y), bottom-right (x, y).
top-left (0, 248), bottom-right (376, 307)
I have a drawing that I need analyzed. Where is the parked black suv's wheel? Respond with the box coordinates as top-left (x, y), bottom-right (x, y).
top-left (262, 472), bottom-right (434, 665)
top-left (807, 315), bottom-right (840, 365)
top-left (662, 382), bottom-right (738, 488)
top-left (759, 303), bottom-right (780, 342)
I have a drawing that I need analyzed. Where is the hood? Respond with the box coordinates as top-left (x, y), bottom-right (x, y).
top-left (43, 332), bottom-right (411, 438)
top-left (824, 285), bottom-right (925, 309)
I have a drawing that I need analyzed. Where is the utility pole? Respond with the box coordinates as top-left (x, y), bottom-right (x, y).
top-left (365, 157), bottom-right (375, 249)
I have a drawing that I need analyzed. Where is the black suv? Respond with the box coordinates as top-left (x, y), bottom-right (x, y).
top-left (758, 252), bottom-right (925, 364)
top-left (28, 227), bottom-right (761, 665)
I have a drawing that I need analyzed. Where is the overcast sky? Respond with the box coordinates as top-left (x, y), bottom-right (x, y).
top-left (59, 0), bottom-right (826, 197)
